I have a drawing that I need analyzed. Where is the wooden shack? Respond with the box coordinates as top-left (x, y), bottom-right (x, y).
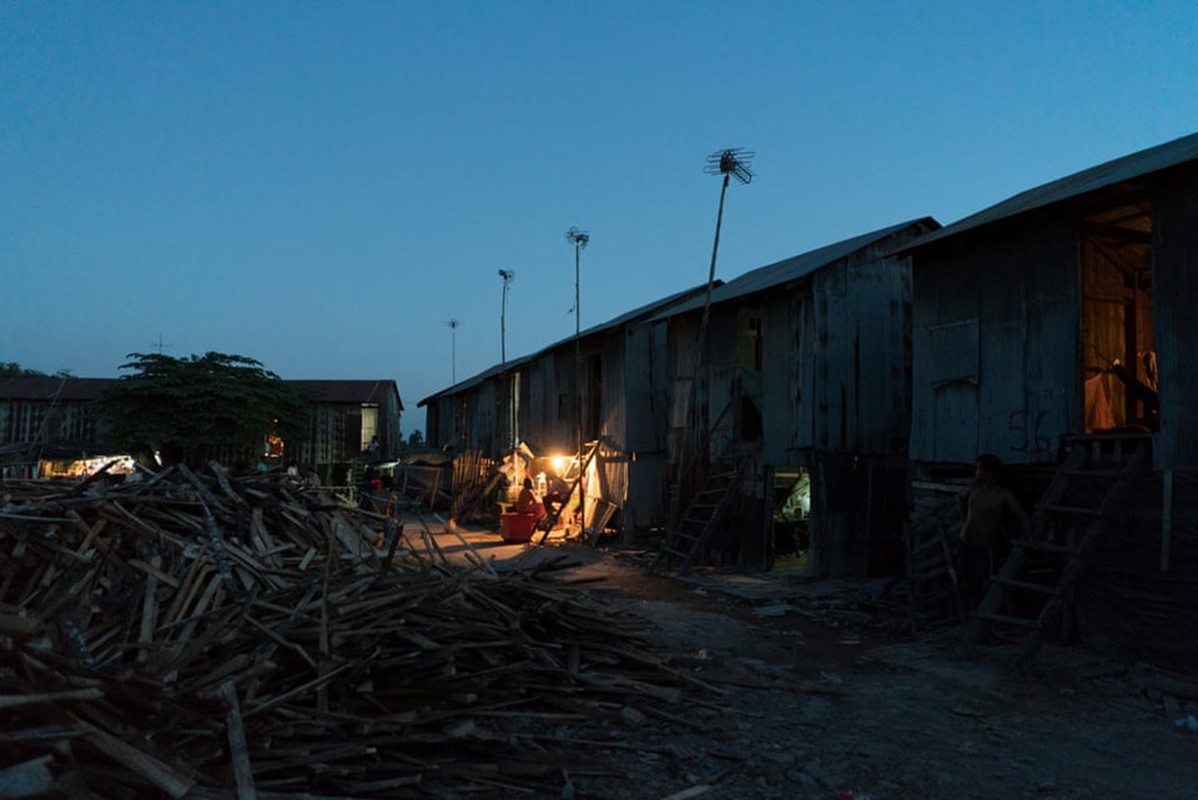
top-left (420, 356), bottom-right (534, 458)
top-left (420, 286), bottom-right (709, 535)
top-left (289, 380), bottom-right (404, 485)
top-left (651, 218), bottom-right (940, 575)
top-left (904, 131), bottom-right (1198, 667)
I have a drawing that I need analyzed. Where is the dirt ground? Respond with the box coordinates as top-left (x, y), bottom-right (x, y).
top-left (415, 520), bottom-right (1197, 799)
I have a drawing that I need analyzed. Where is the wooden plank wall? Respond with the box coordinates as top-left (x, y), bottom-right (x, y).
top-left (911, 222), bottom-right (1080, 465)
top-left (623, 322), bottom-right (671, 531)
top-left (760, 287), bottom-right (795, 465)
top-left (811, 255), bottom-right (913, 454)
top-left (597, 332), bottom-right (628, 518)
top-left (1078, 470), bottom-right (1198, 670)
top-left (1153, 176), bottom-right (1198, 470)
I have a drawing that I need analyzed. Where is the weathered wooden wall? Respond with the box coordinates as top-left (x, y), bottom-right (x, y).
top-left (0, 400), bottom-right (107, 453)
top-left (623, 322), bottom-right (671, 531)
top-left (910, 221), bottom-right (1080, 465)
top-left (1153, 176), bottom-right (1198, 470)
top-left (523, 349), bottom-right (576, 455)
top-left (1078, 471), bottom-right (1197, 669)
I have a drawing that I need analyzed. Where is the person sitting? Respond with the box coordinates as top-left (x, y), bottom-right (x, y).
top-left (515, 477), bottom-right (546, 525)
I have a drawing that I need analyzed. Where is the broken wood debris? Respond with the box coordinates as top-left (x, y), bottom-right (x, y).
top-left (0, 465), bottom-right (716, 797)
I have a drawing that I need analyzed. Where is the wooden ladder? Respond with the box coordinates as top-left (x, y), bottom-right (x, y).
top-left (534, 440), bottom-right (602, 543)
top-left (957, 433), bottom-right (1150, 661)
top-left (653, 455), bottom-right (748, 574)
top-left (905, 497), bottom-right (966, 629)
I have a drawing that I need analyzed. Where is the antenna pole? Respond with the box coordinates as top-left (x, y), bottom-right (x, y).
top-left (446, 319), bottom-right (461, 384)
top-left (565, 226), bottom-right (590, 537)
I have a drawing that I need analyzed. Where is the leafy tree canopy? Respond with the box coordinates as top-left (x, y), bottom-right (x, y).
top-left (101, 352), bottom-right (311, 469)
top-left (0, 362), bottom-right (46, 377)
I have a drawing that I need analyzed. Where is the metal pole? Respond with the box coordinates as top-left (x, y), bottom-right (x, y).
top-left (501, 281), bottom-right (508, 365)
top-left (575, 240), bottom-right (583, 537)
top-left (692, 172), bottom-right (730, 450)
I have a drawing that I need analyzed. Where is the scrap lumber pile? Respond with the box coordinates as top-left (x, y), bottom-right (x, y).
top-left (0, 465), bottom-right (711, 798)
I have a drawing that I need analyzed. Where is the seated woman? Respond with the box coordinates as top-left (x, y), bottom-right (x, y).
top-left (515, 478), bottom-right (547, 525)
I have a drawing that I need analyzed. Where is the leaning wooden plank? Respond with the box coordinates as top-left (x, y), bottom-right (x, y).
top-left (162, 557), bottom-right (208, 629)
top-left (136, 554), bottom-right (162, 663)
top-left (76, 720), bottom-right (196, 799)
top-left (659, 786), bottom-right (717, 800)
top-left (208, 461), bottom-right (247, 505)
top-left (126, 557), bottom-right (181, 589)
top-left (199, 500), bottom-right (240, 597)
top-left (0, 613), bottom-right (42, 637)
top-left (178, 463), bottom-right (231, 516)
top-left (217, 679), bottom-right (258, 800)
top-left (0, 756), bottom-right (55, 799)
top-left (243, 662), bottom-right (354, 719)
top-left (0, 688), bottom-right (104, 709)
top-left (433, 512), bottom-right (497, 577)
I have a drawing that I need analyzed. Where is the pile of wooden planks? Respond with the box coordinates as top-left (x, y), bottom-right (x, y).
top-left (0, 464), bottom-right (713, 798)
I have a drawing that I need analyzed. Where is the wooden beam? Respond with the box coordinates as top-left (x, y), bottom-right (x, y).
top-left (1161, 469), bottom-right (1173, 572)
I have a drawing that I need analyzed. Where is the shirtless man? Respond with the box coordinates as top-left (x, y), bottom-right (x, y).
top-left (957, 454), bottom-right (1030, 610)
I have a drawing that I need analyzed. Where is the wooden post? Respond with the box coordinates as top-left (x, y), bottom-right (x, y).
top-left (1161, 469), bottom-right (1173, 571)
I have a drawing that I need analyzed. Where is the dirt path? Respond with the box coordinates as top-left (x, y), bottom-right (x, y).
top-left (541, 547), bottom-right (1198, 799)
top-left (409, 521), bottom-right (1194, 798)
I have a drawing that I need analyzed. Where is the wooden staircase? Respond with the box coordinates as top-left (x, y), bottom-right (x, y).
top-left (652, 455), bottom-right (749, 574)
top-left (957, 433), bottom-right (1151, 661)
top-left (904, 496), bottom-right (966, 629)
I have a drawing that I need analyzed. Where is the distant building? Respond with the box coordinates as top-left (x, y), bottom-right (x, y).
top-left (289, 380), bottom-right (403, 484)
top-left (0, 377), bottom-right (116, 474)
top-left (0, 376), bottom-right (402, 483)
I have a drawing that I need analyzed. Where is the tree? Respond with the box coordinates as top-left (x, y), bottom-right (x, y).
top-left (406, 430), bottom-right (425, 450)
top-left (101, 352), bottom-right (311, 469)
top-left (0, 362), bottom-right (45, 377)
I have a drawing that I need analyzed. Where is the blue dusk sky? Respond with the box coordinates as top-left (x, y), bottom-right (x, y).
top-left (2, 1), bottom-right (1196, 433)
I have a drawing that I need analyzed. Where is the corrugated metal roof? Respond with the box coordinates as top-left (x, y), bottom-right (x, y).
top-left (649, 218), bottom-right (937, 322)
top-left (289, 379), bottom-right (403, 408)
top-left (903, 131), bottom-right (1198, 251)
top-left (417, 282), bottom-right (712, 407)
top-left (536, 282), bottom-right (713, 355)
top-left (0, 377), bottom-right (113, 401)
top-left (416, 355), bottom-right (534, 408)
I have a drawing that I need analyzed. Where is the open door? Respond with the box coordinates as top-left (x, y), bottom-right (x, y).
top-left (1081, 202), bottom-right (1159, 432)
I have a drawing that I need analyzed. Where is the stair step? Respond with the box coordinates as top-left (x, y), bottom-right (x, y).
top-left (911, 555), bottom-right (947, 574)
top-left (1036, 504), bottom-right (1103, 516)
top-left (912, 564), bottom-right (950, 582)
top-left (1014, 539), bottom-right (1081, 556)
top-left (911, 536), bottom-right (945, 556)
top-left (1060, 468), bottom-right (1125, 478)
top-left (977, 611), bottom-right (1040, 628)
top-left (991, 577), bottom-right (1061, 595)
top-left (1060, 433), bottom-right (1151, 444)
